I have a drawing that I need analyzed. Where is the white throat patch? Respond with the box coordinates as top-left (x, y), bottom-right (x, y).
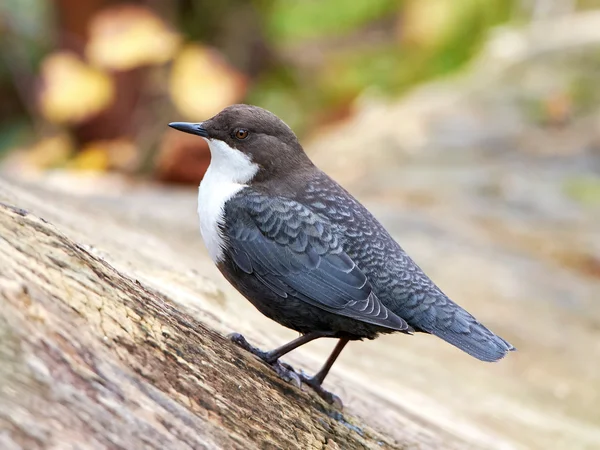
top-left (198, 139), bottom-right (258, 262)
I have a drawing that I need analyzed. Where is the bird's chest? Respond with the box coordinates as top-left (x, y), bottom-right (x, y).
top-left (198, 170), bottom-right (246, 263)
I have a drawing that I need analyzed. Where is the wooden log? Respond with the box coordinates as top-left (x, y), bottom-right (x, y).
top-left (0, 193), bottom-right (406, 450)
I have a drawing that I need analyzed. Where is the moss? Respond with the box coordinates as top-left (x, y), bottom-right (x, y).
top-left (564, 176), bottom-right (600, 207)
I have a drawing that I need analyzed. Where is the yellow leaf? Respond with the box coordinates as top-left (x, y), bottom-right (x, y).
top-left (169, 44), bottom-right (247, 119)
top-left (25, 134), bottom-right (74, 169)
top-left (69, 138), bottom-right (138, 172)
top-left (69, 143), bottom-right (111, 172)
top-left (86, 5), bottom-right (181, 70)
top-left (402, 0), bottom-right (461, 49)
top-left (39, 52), bottom-right (114, 124)
top-left (103, 138), bottom-right (139, 171)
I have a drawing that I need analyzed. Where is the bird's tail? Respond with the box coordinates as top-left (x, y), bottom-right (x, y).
top-left (405, 292), bottom-right (516, 362)
top-left (430, 320), bottom-right (515, 362)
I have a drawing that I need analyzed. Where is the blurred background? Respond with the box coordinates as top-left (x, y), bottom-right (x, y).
top-left (0, 0), bottom-right (597, 182)
top-left (1, 1), bottom-right (600, 449)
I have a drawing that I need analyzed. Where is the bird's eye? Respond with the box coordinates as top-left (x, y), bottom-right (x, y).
top-left (234, 128), bottom-right (249, 140)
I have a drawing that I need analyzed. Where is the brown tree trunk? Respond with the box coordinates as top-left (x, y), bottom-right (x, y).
top-left (53, 0), bottom-right (146, 146)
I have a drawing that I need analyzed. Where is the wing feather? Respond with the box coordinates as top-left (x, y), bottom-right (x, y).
top-left (224, 192), bottom-right (409, 332)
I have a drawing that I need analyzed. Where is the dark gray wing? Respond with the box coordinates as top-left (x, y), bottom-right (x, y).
top-left (223, 192), bottom-right (409, 332)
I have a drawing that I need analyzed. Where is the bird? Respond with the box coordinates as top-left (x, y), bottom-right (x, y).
top-left (168, 104), bottom-right (515, 404)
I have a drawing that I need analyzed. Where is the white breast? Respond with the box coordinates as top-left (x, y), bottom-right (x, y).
top-left (198, 139), bottom-right (259, 262)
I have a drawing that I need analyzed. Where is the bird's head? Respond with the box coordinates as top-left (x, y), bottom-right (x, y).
top-left (169, 104), bottom-right (312, 183)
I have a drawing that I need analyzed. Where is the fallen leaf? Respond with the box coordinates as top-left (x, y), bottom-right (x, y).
top-left (69, 143), bottom-right (110, 172)
top-left (68, 138), bottom-right (139, 172)
top-left (401, 0), bottom-right (462, 49)
top-left (169, 44), bottom-right (247, 119)
top-left (24, 133), bottom-right (74, 169)
top-left (39, 52), bottom-right (114, 124)
top-left (86, 4), bottom-right (181, 71)
top-left (543, 91), bottom-right (572, 126)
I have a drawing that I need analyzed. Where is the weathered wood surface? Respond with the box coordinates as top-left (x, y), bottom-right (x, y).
top-left (2, 154), bottom-right (599, 449)
top-left (0, 196), bottom-right (411, 449)
top-left (3, 20), bottom-right (600, 446)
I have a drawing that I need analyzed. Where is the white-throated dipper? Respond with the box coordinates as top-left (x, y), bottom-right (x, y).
top-left (169, 104), bottom-right (515, 404)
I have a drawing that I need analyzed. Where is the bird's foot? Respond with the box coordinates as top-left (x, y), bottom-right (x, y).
top-left (298, 371), bottom-right (343, 408)
top-left (227, 333), bottom-right (302, 387)
top-left (227, 332), bottom-right (342, 407)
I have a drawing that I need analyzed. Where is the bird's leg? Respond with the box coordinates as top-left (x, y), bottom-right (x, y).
top-left (228, 332), bottom-right (348, 407)
top-left (227, 331), bottom-right (335, 387)
top-left (299, 338), bottom-right (349, 407)
top-left (262, 332), bottom-right (337, 363)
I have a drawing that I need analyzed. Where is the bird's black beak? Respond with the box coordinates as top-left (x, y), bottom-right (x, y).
top-left (168, 122), bottom-right (209, 138)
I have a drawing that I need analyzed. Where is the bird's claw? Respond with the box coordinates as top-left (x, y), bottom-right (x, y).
top-left (272, 362), bottom-right (302, 388)
top-left (227, 332), bottom-right (342, 406)
top-left (227, 332), bottom-right (302, 387)
top-left (298, 371), bottom-right (343, 408)
top-left (227, 332), bottom-right (266, 358)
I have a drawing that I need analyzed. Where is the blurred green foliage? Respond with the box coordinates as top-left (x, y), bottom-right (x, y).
top-left (564, 177), bottom-right (600, 207)
top-left (250, 0), bottom-right (516, 133)
top-left (267, 0), bottom-right (399, 42)
top-left (579, 0), bottom-right (600, 10)
top-left (0, 0), bottom-right (575, 169)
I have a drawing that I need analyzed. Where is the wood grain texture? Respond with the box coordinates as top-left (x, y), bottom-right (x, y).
top-left (0, 198), bottom-right (409, 450)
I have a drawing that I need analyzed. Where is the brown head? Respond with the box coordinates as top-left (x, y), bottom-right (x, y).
top-left (169, 104), bottom-right (313, 182)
